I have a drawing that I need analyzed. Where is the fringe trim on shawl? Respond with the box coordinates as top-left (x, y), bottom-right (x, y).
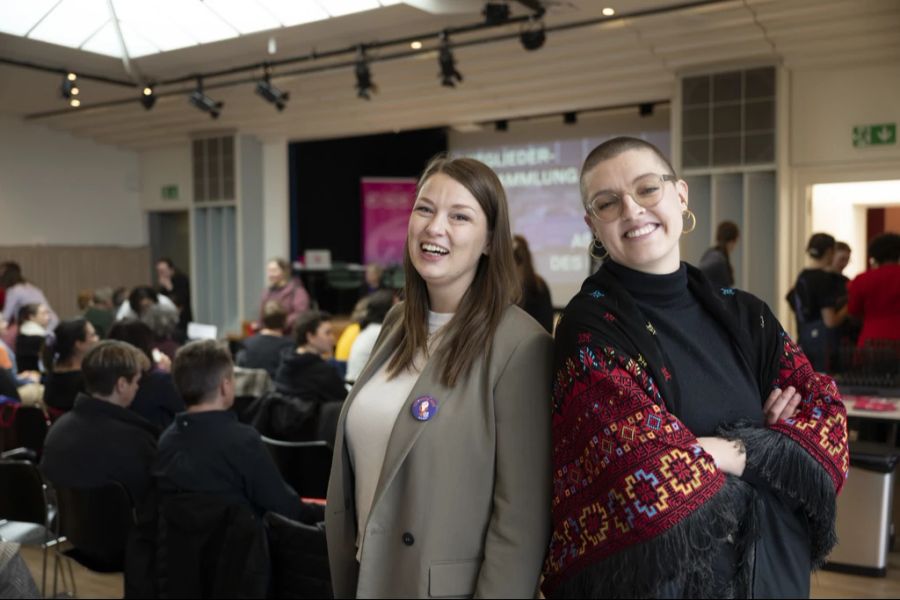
top-left (547, 476), bottom-right (759, 599)
top-left (719, 422), bottom-right (837, 567)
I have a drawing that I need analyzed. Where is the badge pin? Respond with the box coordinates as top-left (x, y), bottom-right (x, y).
top-left (411, 395), bottom-right (438, 421)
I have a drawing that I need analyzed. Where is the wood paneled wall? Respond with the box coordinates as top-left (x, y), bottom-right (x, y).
top-left (1, 246), bottom-right (152, 320)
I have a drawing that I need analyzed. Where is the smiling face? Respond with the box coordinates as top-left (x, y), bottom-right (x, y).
top-left (582, 148), bottom-right (688, 274)
top-left (408, 173), bottom-right (490, 313)
top-left (266, 261), bottom-right (286, 286)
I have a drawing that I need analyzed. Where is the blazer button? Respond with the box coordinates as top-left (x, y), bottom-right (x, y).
top-left (402, 532), bottom-right (414, 546)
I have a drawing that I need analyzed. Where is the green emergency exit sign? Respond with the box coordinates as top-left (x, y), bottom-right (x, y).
top-left (853, 123), bottom-right (896, 147)
top-left (161, 184), bottom-right (179, 200)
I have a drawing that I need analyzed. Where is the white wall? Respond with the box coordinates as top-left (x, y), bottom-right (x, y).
top-left (0, 116), bottom-right (145, 246)
top-left (140, 143), bottom-right (193, 209)
top-left (792, 63), bottom-right (900, 167)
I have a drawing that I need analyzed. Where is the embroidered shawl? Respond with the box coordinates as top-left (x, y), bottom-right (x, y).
top-left (541, 263), bottom-right (849, 598)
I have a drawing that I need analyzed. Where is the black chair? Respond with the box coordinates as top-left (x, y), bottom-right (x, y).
top-left (265, 512), bottom-right (332, 599)
top-left (14, 335), bottom-right (45, 373)
top-left (260, 437), bottom-right (333, 499)
top-left (54, 482), bottom-right (135, 580)
top-left (0, 458), bottom-right (68, 597)
top-left (12, 405), bottom-right (50, 457)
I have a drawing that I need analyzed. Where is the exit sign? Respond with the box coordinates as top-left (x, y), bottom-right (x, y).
top-left (161, 184), bottom-right (179, 200)
top-left (853, 123), bottom-right (896, 147)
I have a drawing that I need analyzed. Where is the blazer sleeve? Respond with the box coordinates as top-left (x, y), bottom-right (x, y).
top-left (474, 330), bottom-right (553, 599)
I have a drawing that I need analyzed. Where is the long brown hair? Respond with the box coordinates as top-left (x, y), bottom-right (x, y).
top-left (387, 155), bottom-right (518, 387)
top-left (513, 234), bottom-right (547, 299)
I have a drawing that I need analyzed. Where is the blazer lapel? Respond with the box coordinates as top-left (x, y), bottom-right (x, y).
top-left (368, 346), bottom-right (452, 515)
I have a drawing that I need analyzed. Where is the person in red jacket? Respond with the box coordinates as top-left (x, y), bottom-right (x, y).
top-left (848, 232), bottom-right (900, 347)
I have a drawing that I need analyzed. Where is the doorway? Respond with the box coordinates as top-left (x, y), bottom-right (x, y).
top-left (148, 211), bottom-right (191, 282)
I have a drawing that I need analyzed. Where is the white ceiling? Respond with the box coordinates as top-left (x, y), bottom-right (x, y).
top-left (1, 0), bottom-right (898, 151)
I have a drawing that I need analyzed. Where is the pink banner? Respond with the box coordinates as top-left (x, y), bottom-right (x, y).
top-left (361, 178), bottom-right (417, 266)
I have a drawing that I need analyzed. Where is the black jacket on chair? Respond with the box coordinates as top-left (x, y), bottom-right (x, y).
top-left (125, 492), bottom-right (270, 599)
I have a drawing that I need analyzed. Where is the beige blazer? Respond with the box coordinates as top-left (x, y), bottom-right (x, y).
top-left (326, 304), bottom-right (553, 599)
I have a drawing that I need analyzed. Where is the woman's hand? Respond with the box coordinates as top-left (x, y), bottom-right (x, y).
top-left (153, 349), bottom-right (172, 373)
top-left (696, 436), bottom-right (746, 477)
top-left (763, 386), bottom-right (802, 425)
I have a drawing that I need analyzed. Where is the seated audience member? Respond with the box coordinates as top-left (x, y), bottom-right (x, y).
top-left (0, 317), bottom-right (40, 386)
top-left (83, 287), bottom-right (117, 339)
top-left (40, 340), bottom-right (158, 503)
top-left (141, 302), bottom-right (181, 360)
top-left (274, 311), bottom-right (347, 404)
top-left (116, 286), bottom-right (179, 321)
top-left (155, 341), bottom-right (320, 522)
top-left (0, 261), bottom-right (59, 332)
top-left (108, 319), bottom-right (185, 430)
top-left (345, 290), bottom-right (395, 384)
top-left (258, 258), bottom-right (310, 334)
top-left (236, 301), bottom-right (294, 379)
top-left (43, 319), bottom-right (99, 412)
top-left (14, 303), bottom-right (51, 372)
top-left (334, 297), bottom-right (369, 362)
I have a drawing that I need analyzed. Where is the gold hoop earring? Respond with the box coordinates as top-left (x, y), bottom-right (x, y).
top-left (590, 238), bottom-right (608, 260)
top-left (682, 209), bottom-right (697, 234)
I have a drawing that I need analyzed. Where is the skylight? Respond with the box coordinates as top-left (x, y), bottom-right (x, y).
top-left (0, 0), bottom-right (404, 59)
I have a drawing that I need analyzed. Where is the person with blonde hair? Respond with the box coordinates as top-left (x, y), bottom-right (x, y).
top-left (327, 156), bottom-right (553, 598)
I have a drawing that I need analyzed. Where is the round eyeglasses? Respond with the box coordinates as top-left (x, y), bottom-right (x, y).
top-left (586, 173), bottom-right (677, 222)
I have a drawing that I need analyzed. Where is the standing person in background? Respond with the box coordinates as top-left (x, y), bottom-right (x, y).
top-left (788, 233), bottom-right (848, 371)
top-left (699, 220), bottom-right (740, 288)
top-left (259, 258), bottom-right (310, 335)
top-left (828, 241), bottom-right (852, 283)
top-left (363, 263), bottom-right (384, 294)
top-left (848, 232), bottom-right (900, 347)
top-left (513, 234), bottom-right (554, 333)
top-left (0, 262), bottom-right (59, 331)
top-left (156, 258), bottom-right (193, 339)
top-left (327, 156), bottom-right (553, 598)
top-left (543, 137), bottom-right (846, 599)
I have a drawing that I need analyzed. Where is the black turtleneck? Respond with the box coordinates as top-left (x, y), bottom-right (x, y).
top-left (604, 260), bottom-right (762, 435)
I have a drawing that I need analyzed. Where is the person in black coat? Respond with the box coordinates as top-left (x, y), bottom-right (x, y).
top-left (155, 258), bottom-right (193, 341)
top-left (236, 301), bottom-right (294, 379)
top-left (274, 311), bottom-right (347, 404)
top-left (156, 340), bottom-right (322, 522)
top-left (108, 319), bottom-right (185, 430)
top-left (40, 340), bottom-right (158, 504)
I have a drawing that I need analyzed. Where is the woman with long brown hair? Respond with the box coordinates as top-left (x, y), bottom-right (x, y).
top-left (326, 156), bottom-right (553, 598)
top-left (513, 234), bottom-right (554, 332)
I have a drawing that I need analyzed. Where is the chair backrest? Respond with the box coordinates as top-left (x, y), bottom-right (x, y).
top-left (13, 406), bottom-right (49, 455)
top-left (0, 459), bottom-right (49, 525)
top-left (260, 437), bottom-right (333, 499)
top-left (55, 482), bottom-right (134, 570)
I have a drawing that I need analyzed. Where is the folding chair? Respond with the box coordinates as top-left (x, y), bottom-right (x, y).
top-left (260, 437), bottom-right (333, 499)
top-left (0, 457), bottom-right (69, 597)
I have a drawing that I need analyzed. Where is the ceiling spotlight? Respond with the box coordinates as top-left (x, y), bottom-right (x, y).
top-left (483, 2), bottom-right (510, 25)
top-left (495, 119), bottom-right (508, 132)
top-left (69, 98), bottom-right (80, 108)
top-left (639, 102), bottom-right (655, 117)
top-left (355, 46), bottom-right (376, 100)
top-left (564, 112), bottom-right (577, 125)
top-left (61, 73), bottom-right (78, 100)
top-left (438, 33), bottom-right (462, 88)
top-left (410, 40), bottom-right (423, 50)
top-left (140, 86), bottom-right (156, 110)
top-left (256, 69), bottom-right (289, 111)
top-left (520, 19), bottom-right (546, 51)
top-left (189, 78), bottom-right (223, 119)
top-left (602, 7), bottom-right (615, 16)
